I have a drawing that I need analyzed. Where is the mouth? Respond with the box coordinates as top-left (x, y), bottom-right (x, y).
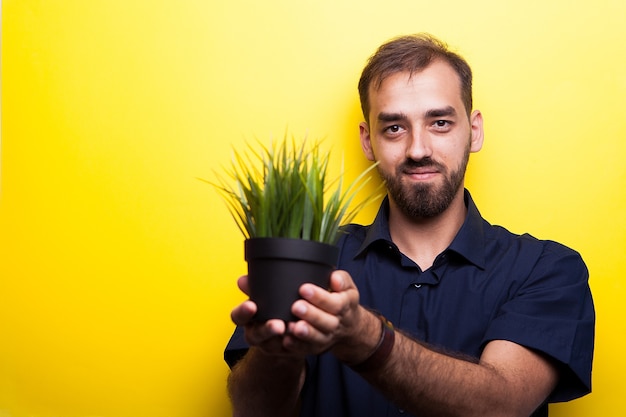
top-left (403, 166), bottom-right (439, 181)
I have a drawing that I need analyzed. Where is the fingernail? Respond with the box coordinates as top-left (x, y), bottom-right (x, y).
top-left (301, 285), bottom-right (313, 298)
top-left (294, 302), bottom-right (307, 315)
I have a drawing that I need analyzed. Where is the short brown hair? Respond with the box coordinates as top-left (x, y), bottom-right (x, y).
top-left (358, 33), bottom-right (473, 121)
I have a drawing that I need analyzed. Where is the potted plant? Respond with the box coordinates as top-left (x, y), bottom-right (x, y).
top-left (205, 133), bottom-right (380, 322)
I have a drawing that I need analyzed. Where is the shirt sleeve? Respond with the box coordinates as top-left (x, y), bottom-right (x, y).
top-left (482, 240), bottom-right (595, 402)
top-left (224, 325), bottom-right (249, 369)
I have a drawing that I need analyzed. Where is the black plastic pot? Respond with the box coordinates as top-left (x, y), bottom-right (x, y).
top-left (245, 237), bottom-right (340, 322)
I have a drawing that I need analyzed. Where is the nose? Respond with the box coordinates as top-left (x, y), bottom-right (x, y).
top-left (406, 129), bottom-right (432, 161)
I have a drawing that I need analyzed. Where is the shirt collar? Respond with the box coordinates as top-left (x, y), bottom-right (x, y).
top-left (355, 189), bottom-right (486, 269)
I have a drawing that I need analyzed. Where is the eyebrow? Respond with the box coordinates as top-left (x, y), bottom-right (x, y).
top-left (376, 106), bottom-right (457, 123)
top-left (377, 112), bottom-right (408, 123)
top-left (425, 106), bottom-right (457, 118)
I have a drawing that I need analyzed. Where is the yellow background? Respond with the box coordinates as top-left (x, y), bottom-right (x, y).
top-left (1, 0), bottom-right (624, 416)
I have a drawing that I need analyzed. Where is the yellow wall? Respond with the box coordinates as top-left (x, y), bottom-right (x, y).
top-left (1, 1), bottom-right (624, 416)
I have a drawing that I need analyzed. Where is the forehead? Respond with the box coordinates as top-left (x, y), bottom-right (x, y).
top-left (368, 61), bottom-right (464, 117)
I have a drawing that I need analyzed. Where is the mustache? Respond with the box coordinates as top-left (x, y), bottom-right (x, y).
top-left (398, 157), bottom-right (446, 172)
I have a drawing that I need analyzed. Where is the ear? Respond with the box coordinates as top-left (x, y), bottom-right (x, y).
top-left (469, 110), bottom-right (484, 153)
top-left (359, 121), bottom-right (376, 161)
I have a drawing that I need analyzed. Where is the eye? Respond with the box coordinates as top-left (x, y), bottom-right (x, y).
top-left (432, 120), bottom-right (453, 131)
top-left (384, 124), bottom-right (403, 134)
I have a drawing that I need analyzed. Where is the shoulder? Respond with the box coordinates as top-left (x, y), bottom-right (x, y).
top-left (485, 224), bottom-right (587, 276)
top-left (481, 226), bottom-right (594, 402)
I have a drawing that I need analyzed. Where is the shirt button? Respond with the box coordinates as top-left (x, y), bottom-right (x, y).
top-left (413, 284), bottom-right (422, 289)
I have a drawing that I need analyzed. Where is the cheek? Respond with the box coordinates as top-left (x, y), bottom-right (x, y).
top-left (372, 142), bottom-right (405, 163)
top-left (441, 150), bottom-right (468, 173)
top-left (435, 140), bottom-right (465, 161)
top-left (372, 152), bottom-right (400, 174)
top-left (376, 155), bottom-right (406, 179)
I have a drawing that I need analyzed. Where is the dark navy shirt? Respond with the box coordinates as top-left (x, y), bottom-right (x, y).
top-left (225, 190), bottom-right (595, 417)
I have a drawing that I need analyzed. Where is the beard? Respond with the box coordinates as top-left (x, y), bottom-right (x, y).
top-left (378, 143), bottom-right (470, 219)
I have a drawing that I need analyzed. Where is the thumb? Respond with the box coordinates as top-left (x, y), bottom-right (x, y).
top-left (329, 270), bottom-right (355, 292)
top-left (237, 275), bottom-right (251, 296)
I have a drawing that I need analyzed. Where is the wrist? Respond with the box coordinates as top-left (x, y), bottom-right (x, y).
top-left (331, 307), bottom-right (380, 363)
top-left (248, 347), bottom-right (306, 369)
top-left (348, 314), bottom-right (395, 373)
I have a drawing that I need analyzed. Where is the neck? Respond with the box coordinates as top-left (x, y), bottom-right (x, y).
top-left (388, 189), bottom-right (467, 270)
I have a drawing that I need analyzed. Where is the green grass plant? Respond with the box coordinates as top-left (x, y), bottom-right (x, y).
top-left (205, 134), bottom-right (381, 245)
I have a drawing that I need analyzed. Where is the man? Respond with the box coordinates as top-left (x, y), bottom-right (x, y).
top-left (224, 34), bottom-right (594, 417)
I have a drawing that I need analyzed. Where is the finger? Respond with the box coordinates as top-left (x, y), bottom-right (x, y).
top-left (237, 275), bottom-right (251, 295)
top-left (245, 319), bottom-right (287, 346)
top-left (299, 273), bottom-right (359, 316)
top-left (230, 300), bottom-right (257, 326)
top-left (292, 298), bottom-right (340, 334)
top-left (265, 319), bottom-right (287, 336)
top-left (284, 320), bottom-right (333, 354)
top-left (329, 270), bottom-right (355, 292)
top-left (299, 283), bottom-right (345, 317)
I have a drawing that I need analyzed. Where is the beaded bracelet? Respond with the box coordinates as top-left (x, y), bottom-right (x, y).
top-left (350, 315), bottom-right (395, 373)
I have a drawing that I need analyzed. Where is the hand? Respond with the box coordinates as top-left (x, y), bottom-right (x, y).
top-left (231, 271), bottom-right (380, 362)
top-left (230, 275), bottom-right (300, 358)
top-left (285, 270), bottom-right (381, 363)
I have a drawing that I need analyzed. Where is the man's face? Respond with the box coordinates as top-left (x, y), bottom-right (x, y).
top-left (359, 60), bottom-right (483, 219)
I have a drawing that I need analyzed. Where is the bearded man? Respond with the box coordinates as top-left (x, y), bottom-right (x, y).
top-left (224, 34), bottom-right (595, 417)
